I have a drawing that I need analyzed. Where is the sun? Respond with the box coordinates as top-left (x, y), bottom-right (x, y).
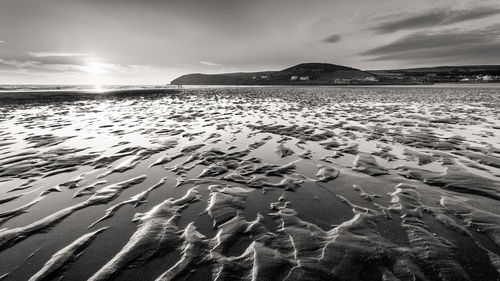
top-left (84, 60), bottom-right (107, 74)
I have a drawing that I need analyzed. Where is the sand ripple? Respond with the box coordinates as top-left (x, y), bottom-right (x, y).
top-left (0, 86), bottom-right (498, 280)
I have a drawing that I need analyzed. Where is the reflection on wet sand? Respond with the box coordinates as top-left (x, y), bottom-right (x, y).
top-left (0, 86), bottom-right (499, 280)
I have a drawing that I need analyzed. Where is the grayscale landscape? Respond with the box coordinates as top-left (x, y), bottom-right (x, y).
top-left (0, 0), bottom-right (500, 280)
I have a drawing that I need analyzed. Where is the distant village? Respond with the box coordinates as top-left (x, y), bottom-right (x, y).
top-left (249, 72), bottom-right (500, 84)
top-left (390, 74), bottom-right (500, 84)
top-left (459, 74), bottom-right (500, 82)
top-left (371, 70), bottom-right (500, 84)
top-left (251, 74), bottom-right (380, 84)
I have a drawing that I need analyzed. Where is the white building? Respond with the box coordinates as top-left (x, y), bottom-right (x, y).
top-left (477, 75), bottom-right (493, 81)
top-left (363, 76), bottom-right (378, 82)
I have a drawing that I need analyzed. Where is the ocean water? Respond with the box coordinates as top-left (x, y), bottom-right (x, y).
top-left (0, 84), bottom-right (176, 92)
top-left (0, 86), bottom-right (499, 281)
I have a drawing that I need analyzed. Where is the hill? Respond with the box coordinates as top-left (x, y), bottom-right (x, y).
top-left (170, 63), bottom-right (378, 85)
top-left (171, 63), bottom-right (500, 85)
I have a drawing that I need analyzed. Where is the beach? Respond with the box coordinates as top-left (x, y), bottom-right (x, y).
top-left (0, 86), bottom-right (499, 281)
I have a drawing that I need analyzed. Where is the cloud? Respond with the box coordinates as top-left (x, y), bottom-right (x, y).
top-left (361, 32), bottom-right (485, 56)
top-left (360, 25), bottom-right (500, 63)
top-left (0, 57), bottom-right (86, 73)
top-left (0, 58), bottom-right (40, 69)
top-left (372, 7), bottom-right (500, 34)
top-left (28, 51), bottom-right (93, 58)
top-left (198, 60), bottom-right (221, 66)
top-left (0, 56), bottom-right (126, 74)
top-left (321, 34), bottom-right (341, 43)
top-left (365, 43), bottom-right (500, 64)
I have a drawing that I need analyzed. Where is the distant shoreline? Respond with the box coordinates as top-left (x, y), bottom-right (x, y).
top-left (168, 81), bottom-right (500, 87)
top-left (2, 82), bottom-right (500, 92)
top-left (1, 83), bottom-right (499, 97)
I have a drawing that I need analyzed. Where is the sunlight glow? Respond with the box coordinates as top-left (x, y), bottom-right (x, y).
top-left (84, 60), bottom-right (108, 74)
top-left (92, 84), bottom-right (105, 92)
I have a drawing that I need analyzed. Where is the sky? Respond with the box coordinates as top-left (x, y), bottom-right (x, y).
top-left (1, 0), bottom-right (499, 85)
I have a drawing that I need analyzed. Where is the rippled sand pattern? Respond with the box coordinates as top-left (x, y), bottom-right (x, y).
top-left (0, 86), bottom-right (499, 281)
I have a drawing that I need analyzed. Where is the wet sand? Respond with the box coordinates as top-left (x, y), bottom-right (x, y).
top-left (0, 86), bottom-right (499, 281)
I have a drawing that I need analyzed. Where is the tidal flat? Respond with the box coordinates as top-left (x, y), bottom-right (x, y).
top-left (0, 86), bottom-right (499, 281)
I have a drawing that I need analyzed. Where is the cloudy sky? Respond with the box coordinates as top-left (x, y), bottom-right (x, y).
top-left (1, 0), bottom-right (499, 84)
